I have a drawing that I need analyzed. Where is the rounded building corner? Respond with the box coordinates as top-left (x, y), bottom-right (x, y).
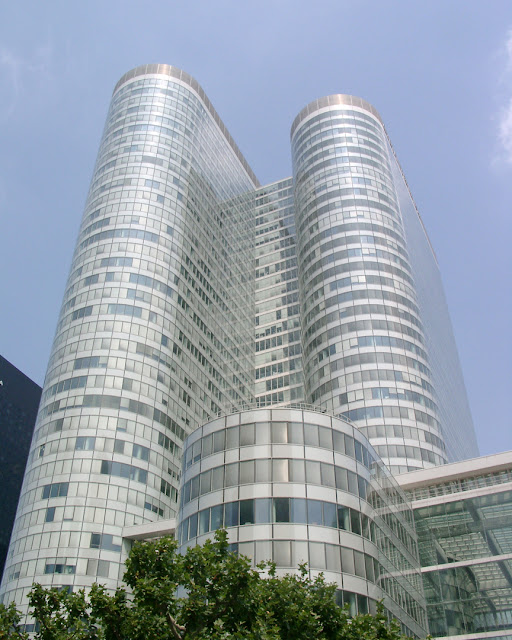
top-left (290, 94), bottom-right (383, 139)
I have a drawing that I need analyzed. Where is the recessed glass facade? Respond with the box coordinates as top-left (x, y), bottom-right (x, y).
top-left (254, 178), bottom-right (304, 408)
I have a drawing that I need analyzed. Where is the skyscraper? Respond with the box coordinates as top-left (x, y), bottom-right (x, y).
top-left (0, 65), bottom-right (478, 630)
top-left (0, 356), bottom-right (41, 576)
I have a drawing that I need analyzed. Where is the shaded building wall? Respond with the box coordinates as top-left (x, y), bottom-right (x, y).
top-left (0, 356), bottom-right (41, 576)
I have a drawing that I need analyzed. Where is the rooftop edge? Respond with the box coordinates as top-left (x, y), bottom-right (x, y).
top-left (113, 64), bottom-right (260, 188)
top-left (290, 94), bottom-right (383, 139)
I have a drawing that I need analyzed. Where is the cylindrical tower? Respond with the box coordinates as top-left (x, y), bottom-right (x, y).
top-left (291, 96), bottom-right (447, 474)
top-left (0, 65), bottom-right (257, 614)
top-left (177, 408), bottom-right (427, 638)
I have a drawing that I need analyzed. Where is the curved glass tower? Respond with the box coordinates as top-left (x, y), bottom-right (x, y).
top-left (290, 95), bottom-right (476, 473)
top-left (0, 65), bottom-right (257, 609)
top-left (0, 68), bottom-right (478, 626)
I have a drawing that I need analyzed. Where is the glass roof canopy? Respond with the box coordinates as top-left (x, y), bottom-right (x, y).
top-left (400, 458), bottom-right (512, 638)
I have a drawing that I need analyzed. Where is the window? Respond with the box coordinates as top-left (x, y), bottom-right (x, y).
top-left (90, 533), bottom-right (102, 549)
top-left (255, 498), bottom-right (272, 524)
top-left (321, 462), bottom-right (335, 487)
top-left (273, 541), bottom-right (291, 567)
top-left (290, 498), bottom-right (307, 524)
top-left (211, 505), bottom-right (223, 530)
top-left (114, 440), bottom-right (125, 455)
top-left (132, 443), bottom-right (149, 461)
top-left (75, 436), bottom-right (95, 451)
top-left (271, 422), bottom-right (287, 443)
top-left (240, 500), bottom-right (254, 525)
top-left (240, 461), bottom-right (254, 484)
top-left (101, 460), bottom-right (147, 484)
top-left (307, 500), bottom-right (323, 526)
top-left (225, 463), bottom-right (239, 487)
top-left (42, 482), bottom-right (69, 499)
top-left (213, 430), bottom-right (225, 452)
top-left (44, 564), bottom-right (75, 575)
top-left (272, 459), bottom-right (288, 482)
top-left (240, 423), bottom-right (255, 446)
top-left (199, 509), bottom-right (210, 535)
top-left (273, 498), bottom-right (290, 522)
top-left (200, 470), bottom-right (212, 494)
top-left (323, 502), bottom-right (337, 528)
top-left (97, 560), bottom-right (110, 578)
top-left (309, 542), bottom-right (326, 570)
top-left (189, 514), bottom-right (198, 539)
top-left (340, 547), bottom-right (355, 575)
top-left (305, 461), bottom-right (321, 485)
top-left (90, 533), bottom-right (122, 552)
top-left (45, 507), bottom-right (56, 522)
top-left (224, 502), bottom-right (239, 528)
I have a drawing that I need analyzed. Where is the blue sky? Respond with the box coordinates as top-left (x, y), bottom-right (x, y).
top-left (0, 1), bottom-right (510, 456)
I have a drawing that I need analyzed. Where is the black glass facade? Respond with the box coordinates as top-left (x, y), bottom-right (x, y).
top-left (0, 356), bottom-right (41, 575)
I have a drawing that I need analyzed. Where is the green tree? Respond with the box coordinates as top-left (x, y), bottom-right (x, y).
top-left (0, 530), bottom-right (414, 640)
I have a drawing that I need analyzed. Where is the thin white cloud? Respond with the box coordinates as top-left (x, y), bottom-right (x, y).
top-left (506, 30), bottom-right (512, 69)
top-left (498, 98), bottom-right (512, 161)
top-left (0, 49), bottom-right (21, 120)
top-left (0, 40), bottom-right (54, 122)
top-left (496, 30), bottom-right (512, 165)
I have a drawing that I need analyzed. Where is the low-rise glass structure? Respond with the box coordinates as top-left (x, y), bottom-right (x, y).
top-left (178, 407), bottom-right (428, 638)
top-left (398, 452), bottom-right (512, 639)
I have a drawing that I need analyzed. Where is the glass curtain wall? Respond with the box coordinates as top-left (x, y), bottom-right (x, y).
top-left (290, 95), bottom-right (447, 474)
top-left (0, 64), bottom-right (257, 614)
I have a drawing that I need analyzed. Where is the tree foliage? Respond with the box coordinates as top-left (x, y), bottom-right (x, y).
top-left (0, 530), bottom-right (412, 640)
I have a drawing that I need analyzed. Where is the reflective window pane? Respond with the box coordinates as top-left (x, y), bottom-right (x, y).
top-left (304, 423), bottom-right (319, 446)
top-left (308, 500), bottom-right (323, 526)
top-left (273, 541), bottom-right (291, 566)
top-left (211, 505), bottom-right (223, 530)
top-left (225, 462), bottom-right (239, 487)
top-left (273, 497), bottom-right (290, 522)
top-left (240, 460), bottom-right (255, 484)
top-left (305, 461), bottom-right (321, 485)
top-left (240, 499), bottom-right (254, 525)
top-left (226, 426), bottom-right (239, 449)
top-left (271, 422), bottom-right (288, 443)
top-left (291, 498), bottom-right (307, 524)
top-left (309, 542), bottom-right (326, 569)
top-left (273, 459), bottom-right (289, 482)
top-left (224, 502), bottom-right (239, 527)
top-left (240, 423), bottom-right (255, 446)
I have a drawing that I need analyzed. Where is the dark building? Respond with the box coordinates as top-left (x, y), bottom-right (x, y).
top-left (0, 356), bottom-right (41, 575)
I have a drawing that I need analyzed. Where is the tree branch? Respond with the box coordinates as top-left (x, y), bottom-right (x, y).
top-left (166, 611), bottom-right (186, 640)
